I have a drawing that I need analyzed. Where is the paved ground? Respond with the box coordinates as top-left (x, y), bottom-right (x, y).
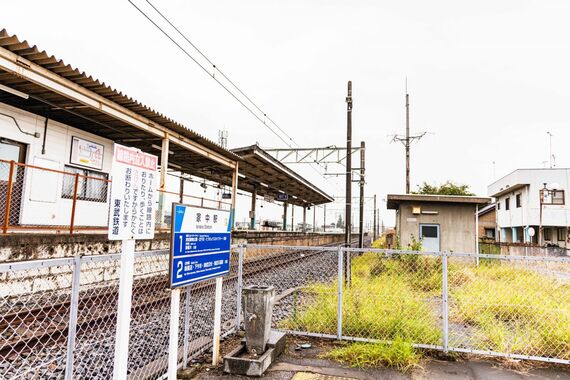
top-left (187, 336), bottom-right (570, 380)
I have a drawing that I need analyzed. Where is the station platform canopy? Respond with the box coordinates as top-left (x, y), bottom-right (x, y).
top-left (0, 29), bottom-right (333, 208)
top-left (231, 145), bottom-right (334, 207)
top-left (0, 28), bottom-right (239, 182)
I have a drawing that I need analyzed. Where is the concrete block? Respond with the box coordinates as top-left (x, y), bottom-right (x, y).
top-left (242, 285), bottom-right (275, 354)
top-left (223, 330), bottom-right (286, 376)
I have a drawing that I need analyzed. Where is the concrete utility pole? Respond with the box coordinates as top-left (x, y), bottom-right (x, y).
top-left (358, 141), bottom-right (365, 248)
top-left (405, 94), bottom-right (410, 193)
top-left (345, 81), bottom-right (353, 247)
top-left (391, 90), bottom-right (427, 194)
top-left (373, 194), bottom-right (377, 241)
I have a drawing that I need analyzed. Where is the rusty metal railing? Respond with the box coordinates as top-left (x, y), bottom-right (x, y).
top-left (0, 159), bottom-right (232, 235)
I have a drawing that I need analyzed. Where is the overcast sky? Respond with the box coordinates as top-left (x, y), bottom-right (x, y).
top-left (4, 0), bottom-right (570, 227)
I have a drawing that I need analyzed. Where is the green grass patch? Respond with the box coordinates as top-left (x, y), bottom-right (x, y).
top-left (280, 252), bottom-right (442, 345)
top-left (451, 262), bottom-right (570, 358)
top-left (280, 250), bottom-right (570, 362)
top-left (324, 337), bottom-right (421, 372)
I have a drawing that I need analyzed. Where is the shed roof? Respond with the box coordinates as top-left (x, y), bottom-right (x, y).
top-left (231, 145), bottom-right (334, 206)
top-left (0, 28), bottom-right (239, 184)
top-left (387, 194), bottom-right (491, 209)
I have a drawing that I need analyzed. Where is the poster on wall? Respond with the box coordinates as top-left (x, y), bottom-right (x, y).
top-left (70, 136), bottom-right (104, 170)
top-left (108, 144), bottom-right (158, 241)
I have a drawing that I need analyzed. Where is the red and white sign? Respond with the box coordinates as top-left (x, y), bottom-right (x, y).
top-left (108, 144), bottom-right (158, 240)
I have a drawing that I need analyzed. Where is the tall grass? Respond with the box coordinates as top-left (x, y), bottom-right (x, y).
top-left (451, 262), bottom-right (570, 358)
top-left (280, 246), bottom-right (570, 363)
top-left (325, 337), bottom-right (420, 371)
top-left (280, 252), bottom-right (442, 345)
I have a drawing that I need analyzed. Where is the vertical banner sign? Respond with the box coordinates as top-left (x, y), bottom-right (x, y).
top-left (108, 144), bottom-right (158, 240)
top-left (170, 204), bottom-right (231, 288)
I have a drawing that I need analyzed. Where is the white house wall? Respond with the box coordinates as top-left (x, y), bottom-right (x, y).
top-left (0, 102), bottom-right (113, 227)
top-left (490, 169), bottom-right (570, 228)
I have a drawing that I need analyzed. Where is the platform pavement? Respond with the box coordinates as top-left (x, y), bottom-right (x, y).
top-left (192, 348), bottom-right (569, 380)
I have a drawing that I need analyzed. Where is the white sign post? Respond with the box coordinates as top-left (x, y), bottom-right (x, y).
top-left (109, 144), bottom-right (158, 380)
top-left (167, 204), bottom-right (231, 378)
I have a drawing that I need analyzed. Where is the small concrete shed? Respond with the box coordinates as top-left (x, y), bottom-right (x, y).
top-left (387, 194), bottom-right (491, 253)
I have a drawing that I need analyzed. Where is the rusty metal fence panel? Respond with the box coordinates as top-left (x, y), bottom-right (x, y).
top-left (0, 159), bottom-right (110, 234)
top-left (0, 159), bottom-right (232, 235)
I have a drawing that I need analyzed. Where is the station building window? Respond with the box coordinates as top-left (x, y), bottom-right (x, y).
top-left (505, 197), bottom-right (510, 211)
top-left (516, 193), bottom-right (522, 208)
top-left (62, 165), bottom-right (108, 202)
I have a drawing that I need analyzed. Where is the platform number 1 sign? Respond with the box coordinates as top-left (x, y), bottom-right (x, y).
top-left (169, 203), bottom-right (231, 288)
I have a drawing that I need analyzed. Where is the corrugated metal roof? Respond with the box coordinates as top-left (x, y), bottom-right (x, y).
top-left (232, 144), bottom-right (334, 206)
top-left (0, 28), bottom-right (240, 162)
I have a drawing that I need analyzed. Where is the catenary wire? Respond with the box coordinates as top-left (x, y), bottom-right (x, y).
top-left (128, 0), bottom-right (293, 148)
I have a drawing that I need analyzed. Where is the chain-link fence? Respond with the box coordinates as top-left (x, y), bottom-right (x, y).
top-left (235, 246), bottom-right (569, 365)
top-left (2, 244), bottom-right (568, 380)
top-left (0, 247), bottom-right (242, 380)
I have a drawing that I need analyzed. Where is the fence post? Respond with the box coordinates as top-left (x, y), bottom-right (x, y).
top-left (442, 251), bottom-right (449, 353)
top-left (3, 160), bottom-right (15, 234)
top-left (168, 288), bottom-right (181, 380)
top-left (337, 245), bottom-right (343, 340)
top-left (235, 244), bottom-right (245, 332)
top-left (182, 286), bottom-right (191, 369)
top-left (70, 173), bottom-right (80, 234)
top-left (64, 253), bottom-right (81, 380)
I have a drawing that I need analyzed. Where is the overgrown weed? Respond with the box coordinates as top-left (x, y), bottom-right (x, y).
top-left (324, 337), bottom-right (421, 372)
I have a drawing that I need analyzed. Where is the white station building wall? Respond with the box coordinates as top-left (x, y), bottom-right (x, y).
top-left (0, 102), bottom-right (113, 227)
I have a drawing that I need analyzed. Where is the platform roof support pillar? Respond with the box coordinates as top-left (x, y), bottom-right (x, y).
top-left (291, 205), bottom-right (295, 231)
top-left (302, 206), bottom-right (307, 233)
top-left (313, 206), bottom-right (316, 232)
top-left (231, 163), bottom-right (239, 230)
top-left (250, 187), bottom-right (257, 230)
top-left (282, 202), bottom-right (288, 231)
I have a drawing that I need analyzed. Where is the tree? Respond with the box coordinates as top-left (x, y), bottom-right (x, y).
top-left (413, 181), bottom-right (475, 196)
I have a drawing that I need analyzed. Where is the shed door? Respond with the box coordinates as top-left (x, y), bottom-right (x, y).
top-left (420, 224), bottom-right (440, 252)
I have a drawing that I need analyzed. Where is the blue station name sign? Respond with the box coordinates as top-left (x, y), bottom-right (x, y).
top-left (169, 203), bottom-right (232, 288)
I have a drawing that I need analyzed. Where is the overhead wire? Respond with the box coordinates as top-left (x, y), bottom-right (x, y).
top-left (128, 0), bottom-right (342, 192)
top-left (128, 0), bottom-right (292, 148)
top-left (143, 0), bottom-right (299, 148)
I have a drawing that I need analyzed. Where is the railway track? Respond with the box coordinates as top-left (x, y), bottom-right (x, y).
top-left (0, 241), bottom-right (352, 358)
